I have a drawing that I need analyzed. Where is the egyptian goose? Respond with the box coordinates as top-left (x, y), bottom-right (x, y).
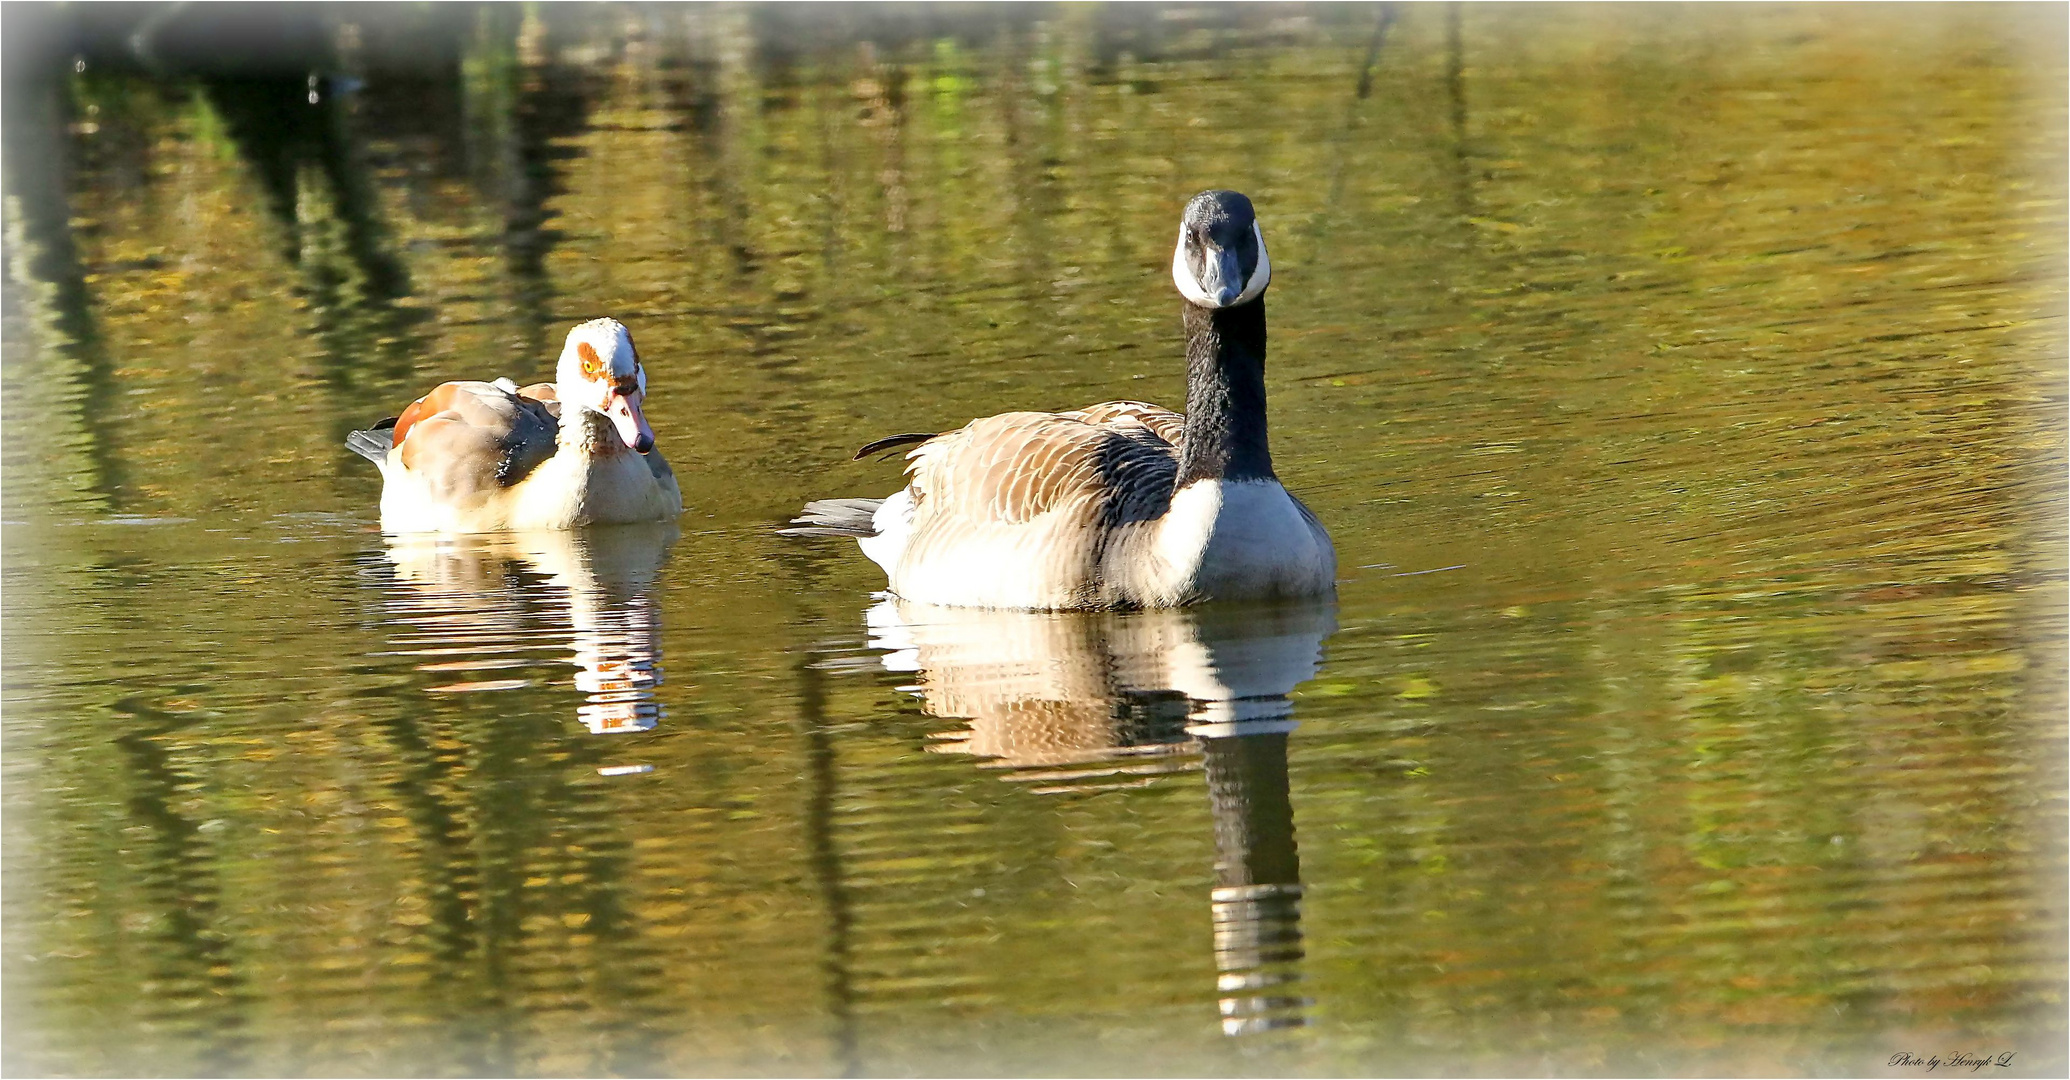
top-left (349, 318), bottom-right (683, 533)
top-left (787, 190), bottom-right (1334, 610)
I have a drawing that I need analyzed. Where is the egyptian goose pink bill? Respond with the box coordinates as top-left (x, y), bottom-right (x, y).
top-left (348, 318), bottom-right (683, 533)
top-left (785, 190), bottom-right (1335, 611)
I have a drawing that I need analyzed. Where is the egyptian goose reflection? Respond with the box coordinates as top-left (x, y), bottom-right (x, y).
top-left (378, 523), bottom-right (676, 737)
top-left (865, 598), bottom-right (1334, 1034)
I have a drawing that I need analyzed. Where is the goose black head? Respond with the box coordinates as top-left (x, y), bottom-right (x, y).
top-left (1172, 189), bottom-right (1270, 309)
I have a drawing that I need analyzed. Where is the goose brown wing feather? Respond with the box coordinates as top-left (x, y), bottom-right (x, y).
top-left (1061, 400), bottom-right (1186, 445)
top-left (908, 408), bottom-right (1181, 528)
top-left (393, 381), bottom-right (560, 502)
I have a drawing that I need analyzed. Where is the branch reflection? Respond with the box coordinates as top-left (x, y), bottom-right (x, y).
top-left (865, 597), bottom-right (1335, 1034)
top-left (378, 524), bottom-right (677, 736)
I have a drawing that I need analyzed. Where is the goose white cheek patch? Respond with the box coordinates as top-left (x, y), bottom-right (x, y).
top-left (1235, 222), bottom-right (1271, 305)
top-left (1173, 226), bottom-right (1217, 306)
top-left (1171, 221), bottom-right (1271, 307)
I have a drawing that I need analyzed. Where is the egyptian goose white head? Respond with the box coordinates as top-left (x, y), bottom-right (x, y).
top-left (554, 318), bottom-right (656, 455)
top-left (349, 318), bottom-right (684, 534)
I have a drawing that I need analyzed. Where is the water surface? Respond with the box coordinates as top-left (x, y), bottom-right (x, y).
top-left (3, 4), bottom-right (2065, 1075)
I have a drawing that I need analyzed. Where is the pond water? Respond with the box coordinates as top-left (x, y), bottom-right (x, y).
top-left (2, 4), bottom-right (2065, 1076)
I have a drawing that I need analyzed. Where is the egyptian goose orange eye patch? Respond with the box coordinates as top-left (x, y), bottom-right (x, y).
top-left (577, 341), bottom-right (607, 380)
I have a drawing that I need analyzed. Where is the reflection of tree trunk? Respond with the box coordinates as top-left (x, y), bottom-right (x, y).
top-left (1325, 3), bottom-right (1398, 240)
top-left (199, 68), bottom-right (432, 482)
top-left (362, 706), bottom-right (497, 1066)
top-left (199, 70), bottom-right (426, 442)
top-left (795, 648), bottom-right (861, 1078)
top-left (1355, 3), bottom-right (1397, 101)
top-left (1, 66), bottom-right (127, 510)
top-left (994, 27), bottom-right (1064, 333)
top-left (200, 74), bottom-right (409, 302)
top-left (504, 17), bottom-right (593, 356)
top-left (775, 538), bottom-right (860, 1076)
top-left (3, 78), bottom-right (91, 344)
top-left (106, 698), bottom-right (254, 1074)
top-left (462, 699), bottom-right (651, 1075)
top-left (691, 10), bottom-right (763, 286)
top-left (1446, 2), bottom-right (1473, 222)
top-left (453, 5), bottom-right (590, 360)
top-left (867, 57), bottom-right (909, 237)
top-left (1201, 732), bottom-right (1309, 1035)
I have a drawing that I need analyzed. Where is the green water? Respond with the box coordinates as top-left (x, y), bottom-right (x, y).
top-left (2, 4), bottom-right (2064, 1075)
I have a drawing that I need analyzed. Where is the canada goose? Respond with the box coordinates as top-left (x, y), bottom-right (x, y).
top-left (788, 190), bottom-right (1334, 609)
top-left (348, 318), bottom-right (683, 533)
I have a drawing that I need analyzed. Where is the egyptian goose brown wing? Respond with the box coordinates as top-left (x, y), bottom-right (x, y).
top-left (387, 381), bottom-right (560, 504)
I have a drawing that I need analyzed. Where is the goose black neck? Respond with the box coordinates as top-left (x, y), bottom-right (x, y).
top-left (1178, 298), bottom-right (1274, 484)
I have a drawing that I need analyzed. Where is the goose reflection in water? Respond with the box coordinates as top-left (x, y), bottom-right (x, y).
top-left (376, 523), bottom-right (677, 737)
top-left (865, 598), bottom-right (1335, 1035)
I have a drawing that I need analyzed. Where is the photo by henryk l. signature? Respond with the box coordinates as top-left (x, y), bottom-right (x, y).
top-left (1889, 1052), bottom-right (2019, 1072)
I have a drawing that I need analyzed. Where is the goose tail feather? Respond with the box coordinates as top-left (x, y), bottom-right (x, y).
top-left (852, 432), bottom-right (938, 461)
top-left (781, 497), bottom-right (886, 538)
top-left (346, 418), bottom-right (398, 465)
